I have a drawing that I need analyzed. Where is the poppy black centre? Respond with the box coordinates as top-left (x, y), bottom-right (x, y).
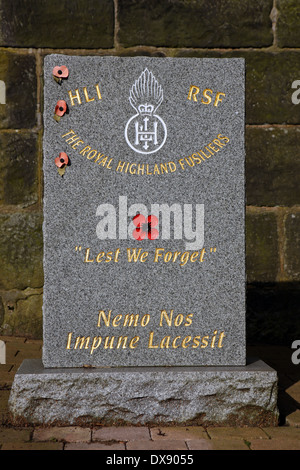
top-left (58, 70), bottom-right (62, 75)
top-left (59, 107), bottom-right (64, 111)
top-left (60, 158), bottom-right (65, 163)
top-left (142, 222), bottom-right (152, 234)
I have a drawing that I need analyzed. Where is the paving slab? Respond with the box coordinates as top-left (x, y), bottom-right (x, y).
top-left (207, 426), bottom-right (268, 440)
top-left (1, 441), bottom-right (64, 450)
top-left (150, 426), bottom-right (209, 440)
top-left (262, 426), bottom-right (300, 439)
top-left (211, 438), bottom-right (250, 450)
top-left (285, 410), bottom-right (300, 427)
top-left (251, 437), bottom-right (300, 450)
top-left (65, 442), bottom-right (126, 450)
top-left (126, 439), bottom-right (188, 450)
top-left (33, 426), bottom-right (91, 443)
top-left (92, 426), bottom-right (150, 442)
top-left (0, 427), bottom-right (32, 443)
top-left (185, 439), bottom-right (213, 450)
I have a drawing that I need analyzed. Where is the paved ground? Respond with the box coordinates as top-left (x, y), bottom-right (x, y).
top-left (0, 336), bottom-right (299, 451)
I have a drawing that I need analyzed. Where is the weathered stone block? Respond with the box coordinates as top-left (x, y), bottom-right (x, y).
top-left (2, 291), bottom-right (43, 339)
top-left (0, 0), bottom-right (114, 48)
top-left (246, 127), bottom-right (300, 206)
top-left (277, 0), bottom-right (300, 47)
top-left (9, 358), bottom-right (278, 427)
top-left (0, 213), bottom-right (43, 290)
top-left (0, 51), bottom-right (37, 129)
top-left (285, 213), bottom-right (300, 281)
top-left (246, 212), bottom-right (279, 283)
top-left (175, 50), bottom-right (300, 124)
top-left (0, 132), bottom-right (39, 207)
top-left (117, 0), bottom-right (273, 48)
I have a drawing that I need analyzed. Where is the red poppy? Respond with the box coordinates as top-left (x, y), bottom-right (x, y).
top-left (55, 152), bottom-right (69, 168)
top-left (133, 214), bottom-right (159, 240)
top-left (52, 66), bottom-right (69, 79)
top-left (54, 100), bottom-right (67, 117)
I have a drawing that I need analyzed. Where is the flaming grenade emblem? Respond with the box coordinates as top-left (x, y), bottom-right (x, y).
top-left (125, 68), bottom-right (167, 155)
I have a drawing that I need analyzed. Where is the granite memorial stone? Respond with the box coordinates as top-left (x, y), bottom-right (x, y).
top-left (43, 56), bottom-right (245, 368)
top-left (9, 56), bottom-right (278, 426)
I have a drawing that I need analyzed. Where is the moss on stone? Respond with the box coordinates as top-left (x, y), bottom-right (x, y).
top-left (246, 127), bottom-right (300, 206)
top-left (0, 51), bottom-right (37, 129)
top-left (118, 0), bottom-right (273, 48)
top-left (0, 213), bottom-right (43, 290)
top-left (277, 0), bottom-right (300, 47)
top-left (246, 212), bottom-right (279, 283)
top-left (0, 132), bottom-right (39, 207)
top-left (0, 0), bottom-right (114, 48)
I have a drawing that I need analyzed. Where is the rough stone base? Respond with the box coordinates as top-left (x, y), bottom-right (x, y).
top-left (8, 358), bottom-right (279, 427)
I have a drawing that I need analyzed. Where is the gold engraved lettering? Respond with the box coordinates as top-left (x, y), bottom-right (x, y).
top-left (187, 85), bottom-right (200, 101)
top-left (83, 86), bottom-right (95, 103)
top-left (95, 84), bottom-right (102, 100)
top-left (104, 336), bottom-right (115, 349)
top-left (96, 252), bottom-right (105, 263)
top-left (211, 330), bottom-right (218, 348)
top-left (80, 145), bottom-right (92, 155)
top-left (172, 336), bottom-right (181, 348)
top-left (185, 314), bottom-right (193, 326)
top-left (112, 315), bottom-right (122, 327)
top-left (182, 335), bottom-right (192, 348)
top-left (72, 139), bottom-right (84, 150)
top-left (214, 92), bottom-right (226, 107)
top-left (148, 331), bottom-right (159, 349)
top-left (192, 336), bottom-right (201, 348)
top-left (160, 336), bottom-right (171, 349)
top-left (141, 314), bottom-right (150, 327)
top-left (66, 332), bottom-right (73, 349)
top-left (87, 149), bottom-right (97, 160)
top-left (129, 336), bottom-right (140, 349)
top-left (174, 314), bottom-right (184, 327)
top-left (201, 88), bottom-right (213, 105)
top-left (84, 248), bottom-right (94, 263)
top-left (190, 251), bottom-right (199, 262)
top-left (97, 310), bottom-right (112, 327)
top-left (218, 331), bottom-right (226, 348)
top-left (114, 248), bottom-right (121, 262)
top-left (160, 309), bottom-right (174, 327)
top-left (208, 142), bottom-right (220, 153)
top-left (217, 133), bottom-right (230, 143)
top-left (116, 336), bottom-right (128, 349)
top-left (137, 163), bottom-right (144, 175)
top-left (90, 336), bottom-right (102, 354)
top-left (61, 129), bottom-right (75, 138)
top-left (154, 248), bottom-right (164, 262)
top-left (123, 314), bottom-right (140, 327)
top-left (74, 336), bottom-right (90, 349)
top-left (68, 88), bottom-right (82, 106)
top-left (66, 134), bottom-right (80, 145)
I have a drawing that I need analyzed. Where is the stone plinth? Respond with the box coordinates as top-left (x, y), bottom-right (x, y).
top-left (9, 358), bottom-right (278, 427)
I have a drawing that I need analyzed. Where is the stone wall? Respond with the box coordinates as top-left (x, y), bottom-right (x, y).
top-left (0, 0), bottom-right (299, 343)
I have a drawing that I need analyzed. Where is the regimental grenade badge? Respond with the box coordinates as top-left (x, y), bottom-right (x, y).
top-left (125, 68), bottom-right (167, 155)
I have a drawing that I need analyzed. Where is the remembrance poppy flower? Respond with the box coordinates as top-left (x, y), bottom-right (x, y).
top-left (54, 100), bottom-right (67, 117)
top-left (55, 152), bottom-right (69, 168)
top-left (52, 65), bottom-right (69, 79)
top-left (52, 66), bottom-right (69, 84)
top-left (132, 214), bottom-right (159, 240)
